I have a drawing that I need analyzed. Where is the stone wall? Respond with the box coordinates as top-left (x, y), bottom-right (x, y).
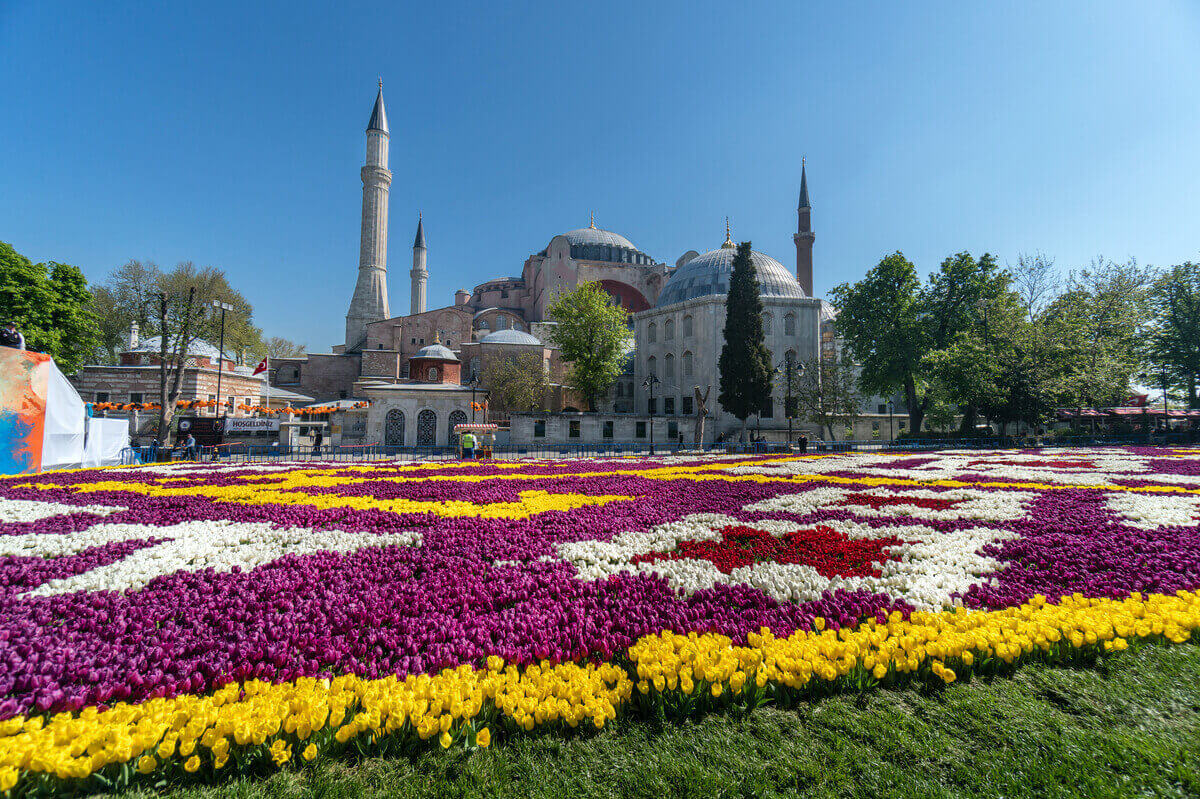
top-left (272, 354), bottom-right (361, 402)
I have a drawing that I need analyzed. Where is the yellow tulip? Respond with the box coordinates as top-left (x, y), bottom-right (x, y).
top-left (476, 728), bottom-right (491, 748)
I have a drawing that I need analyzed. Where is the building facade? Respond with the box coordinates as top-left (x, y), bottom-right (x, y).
top-left (276, 84), bottom-right (840, 444)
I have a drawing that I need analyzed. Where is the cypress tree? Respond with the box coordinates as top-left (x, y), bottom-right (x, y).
top-left (718, 241), bottom-right (774, 440)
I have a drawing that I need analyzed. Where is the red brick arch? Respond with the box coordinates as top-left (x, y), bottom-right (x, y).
top-left (596, 280), bottom-right (650, 312)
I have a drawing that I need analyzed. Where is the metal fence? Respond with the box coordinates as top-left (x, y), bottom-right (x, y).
top-left (121, 432), bottom-right (1191, 465)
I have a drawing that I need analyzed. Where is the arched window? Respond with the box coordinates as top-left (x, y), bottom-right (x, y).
top-left (682, 315), bottom-right (693, 337)
top-left (384, 409), bottom-right (405, 446)
top-left (683, 351), bottom-right (694, 377)
top-left (417, 409), bottom-right (437, 446)
top-left (784, 313), bottom-right (796, 336)
top-left (762, 313), bottom-right (773, 336)
top-left (448, 410), bottom-right (467, 441)
top-left (665, 353), bottom-right (675, 381)
top-left (647, 356), bottom-right (657, 376)
top-left (427, 367), bottom-right (438, 382)
top-left (664, 319), bottom-right (674, 340)
top-left (648, 322), bottom-right (657, 343)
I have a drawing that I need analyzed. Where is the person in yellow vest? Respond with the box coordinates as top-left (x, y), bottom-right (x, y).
top-left (460, 430), bottom-right (477, 459)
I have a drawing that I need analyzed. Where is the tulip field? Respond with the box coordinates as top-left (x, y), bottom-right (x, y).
top-left (1, 447), bottom-right (1199, 795)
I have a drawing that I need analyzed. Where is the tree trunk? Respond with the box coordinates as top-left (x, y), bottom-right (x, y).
top-left (904, 374), bottom-right (924, 433)
top-left (958, 405), bottom-right (977, 434)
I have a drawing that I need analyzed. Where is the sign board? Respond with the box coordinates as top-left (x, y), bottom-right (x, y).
top-left (223, 417), bottom-right (280, 433)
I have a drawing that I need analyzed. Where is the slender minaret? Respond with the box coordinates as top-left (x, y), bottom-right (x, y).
top-left (345, 80), bottom-right (392, 350)
top-left (410, 213), bottom-right (428, 315)
top-left (793, 159), bottom-right (815, 296)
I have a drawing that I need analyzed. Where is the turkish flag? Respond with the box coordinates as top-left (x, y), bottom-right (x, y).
top-left (252, 357), bottom-right (268, 376)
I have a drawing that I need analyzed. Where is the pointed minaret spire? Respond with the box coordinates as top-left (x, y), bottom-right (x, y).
top-left (410, 212), bottom-right (428, 315)
top-left (799, 158), bottom-right (810, 209)
top-left (413, 211), bottom-right (426, 248)
top-left (367, 79), bottom-right (388, 133)
top-left (721, 216), bottom-right (735, 249)
top-left (346, 82), bottom-right (392, 350)
top-left (794, 159), bottom-right (815, 296)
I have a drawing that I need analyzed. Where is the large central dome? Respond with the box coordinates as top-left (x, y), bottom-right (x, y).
top-left (546, 223), bottom-right (656, 266)
top-left (561, 227), bottom-right (638, 250)
top-left (656, 247), bottom-right (805, 307)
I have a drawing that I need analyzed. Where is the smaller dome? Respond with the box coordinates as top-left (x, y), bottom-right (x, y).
top-left (127, 336), bottom-right (225, 361)
top-left (656, 247), bottom-right (805, 307)
top-left (413, 343), bottom-right (458, 361)
top-left (481, 329), bottom-right (542, 346)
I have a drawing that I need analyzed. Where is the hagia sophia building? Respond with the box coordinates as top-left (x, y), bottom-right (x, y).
top-left (271, 83), bottom-right (837, 446)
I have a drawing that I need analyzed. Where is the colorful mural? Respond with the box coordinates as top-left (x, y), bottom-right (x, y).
top-left (0, 348), bottom-right (50, 475)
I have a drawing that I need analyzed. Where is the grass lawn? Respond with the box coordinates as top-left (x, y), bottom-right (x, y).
top-left (107, 642), bottom-right (1200, 799)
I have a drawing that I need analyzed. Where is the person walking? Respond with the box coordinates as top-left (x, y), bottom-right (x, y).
top-left (148, 438), bottom-right (159, 463)
top-left (184, 432), bottom-right (199, 461)
top-left (460, 430), bottom-right (476, 460)
top-left (313, 428), bottom-right (324, 458)
top-left (0, 321), bottom-right (25, 351)
top-left (798, 434), bottom-right (808, 454)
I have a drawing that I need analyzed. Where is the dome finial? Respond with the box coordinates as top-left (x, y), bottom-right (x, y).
top-left (721, 216), bottom-right (735, 249)
top-left (589, 211), bottom-right (596, 229)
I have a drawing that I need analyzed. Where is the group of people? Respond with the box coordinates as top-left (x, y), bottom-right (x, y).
top-left (140, 434), bottom-right (201, 463)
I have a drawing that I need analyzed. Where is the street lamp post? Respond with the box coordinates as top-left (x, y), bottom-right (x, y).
top-left (469, 377), bottom-right (480, 423)
top-left (209, 301), bottom-right (234, 422)
top-left (888, 399), bottom-right (895, 447)
top-left (643, 374), bottom-right (660, 455)
top-left (775, 358), bottom-right (803, 450)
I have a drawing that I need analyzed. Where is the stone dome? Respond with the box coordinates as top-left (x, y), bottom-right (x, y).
top-left (561, 227), bottom-right (638, 250)
top-left (413, 342), bottom-right (458, 361)
top-left (127, 336), bottom-right (225, 361)
top-left (547, 225), bottom-right (656, 266)
top-left (656, 247), bottom-right (806, 307)
top-left (480, 329), bottom-right (542, 346)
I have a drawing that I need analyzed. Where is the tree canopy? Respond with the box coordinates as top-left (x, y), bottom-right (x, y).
top-left (1146, 262), bottom-right (1200, 408)
top-left (480, 352), bottom-right (549, 415)
top-left (718, 242), bottom-right (774, 434)
top-left (91, 260), bottom-right (266, 364)
top-left (0, 241), bottom-right (100, 373)
top-left (546, 282), bottom-right (633, 412)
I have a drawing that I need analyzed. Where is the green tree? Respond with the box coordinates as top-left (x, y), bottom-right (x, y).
top-left (1145, 262), bottom-right (1200, 409)
top-left (46, 262), bottom-right (101, 373)
top-left (265, 336), bottom-right (307, 360)
top-left (1047, 257), bottom-right (1150, 409)
top-left (792, 355), bottom-right (860, 440)
top-left (0, 241), bottom-right (99, 372)
top-left (91, 260), bottom-right (266, 364)
top-left (546, 282), bottom-right (633, 411)
top-left (718, 242), bottom-right (774, 440)
top-left (480, 352), bottom-right (549, 415)
top-left (830, 252), bottom-right (927, 430)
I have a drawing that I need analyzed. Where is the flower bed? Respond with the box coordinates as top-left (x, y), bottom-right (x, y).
top-left (1, 448), bottom-right (1198, 793)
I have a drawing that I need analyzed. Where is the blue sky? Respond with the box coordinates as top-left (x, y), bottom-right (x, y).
top-left (2, 1), bottom-right (1198, 350)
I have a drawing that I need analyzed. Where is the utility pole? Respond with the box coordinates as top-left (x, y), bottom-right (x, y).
top-left (888, 399), bottom-right (895, 446)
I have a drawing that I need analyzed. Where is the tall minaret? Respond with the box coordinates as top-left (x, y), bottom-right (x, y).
top-left (793, 159), bottom-right (815, 296)
top-left (410, 213), bottom-right (428, 314)
top-left (344, 80), bottom-right (392, 350)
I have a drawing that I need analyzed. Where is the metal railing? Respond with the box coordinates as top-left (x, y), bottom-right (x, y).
top-left (117, 432), bottom-right (1193, 465)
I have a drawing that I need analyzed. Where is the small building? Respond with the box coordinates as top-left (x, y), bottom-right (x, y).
top-left (353, 341), bottom-right (483, 447)
top-left (70, 323), bottom-right (309, 439)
